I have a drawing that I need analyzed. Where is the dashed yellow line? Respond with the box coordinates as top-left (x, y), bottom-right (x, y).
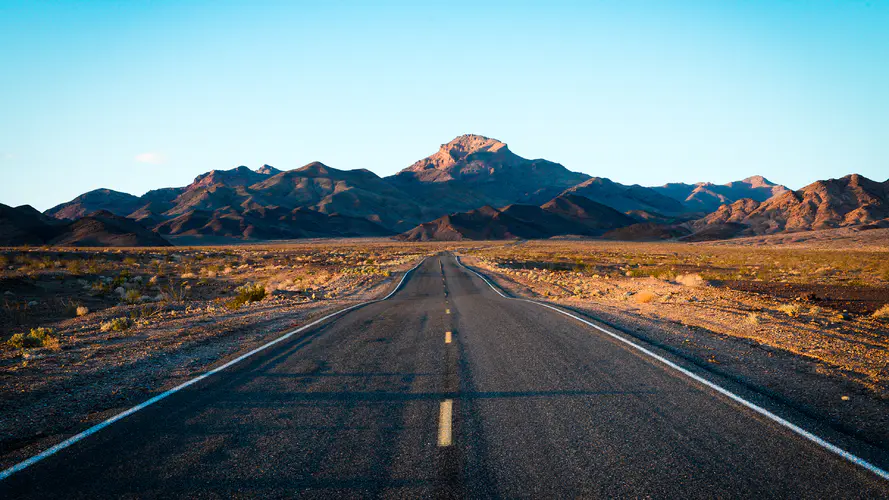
top-left (438, 399), bottom-right (453, 447)
top-left (445, 331), bottom-right (452, 344)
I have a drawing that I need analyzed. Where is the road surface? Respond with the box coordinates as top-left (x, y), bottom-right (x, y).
top-left (2, 254), bottom-right (888, 498)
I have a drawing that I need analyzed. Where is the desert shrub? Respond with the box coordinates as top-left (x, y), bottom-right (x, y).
top-left (123, 256), bottom-right (138, 266)
top-left (100, 317), bottom-right (132, 332)
top-left (0, 254), bottom-right (8, 269)
top-left (86, 259), bottom-right (102, 274)
top-left (831, 312), bottom-right (849, 322)
top-left (7, 333), bottom-right (28, 349)
top-left (132, 304), bottom-right (161, 321)
top-left (676, 274), bottom-right (705, 287)
top-left (91, 280), bottom-right (111, 295)
top-left (872, 304), bottom-right (889, 320)
top-left (634, 291), bottom-right (657, 304)
top-left (777, 304), bottom-right (801, 317)
top-left (652, 269), bottom-right (677, 280)
top-left (76, 305), bottom-right (90, 317)
top-left (225, 283), bottom-right (266, 310)
top-left (160, 282), bottom-right (189, 303)
top-left (7, 327), bottom-right (59, 349)
top-left (123, 289), bottom-right (142, 305)
top-left (65, 259), bottom-right (85, 275)
top-left (746, 312), bottom-right (760, 325)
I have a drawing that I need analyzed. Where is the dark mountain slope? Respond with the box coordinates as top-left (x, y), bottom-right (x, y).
top-left (397, 194), bottom-right (636, 241)
top-left (45, 189), bottom-right (146, 220)
top-left (561, 177), bottom-right (686, 215)
top-left (49, 211), bottom-right (172, 247)
top-left (0, 203), bottom-right (61, 245)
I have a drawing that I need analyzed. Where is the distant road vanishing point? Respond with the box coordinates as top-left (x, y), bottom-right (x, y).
top-left (2, 254), bottom-right (888, 498)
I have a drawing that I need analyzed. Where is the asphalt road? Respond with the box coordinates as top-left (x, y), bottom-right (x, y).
top-left (2, 254), bottom-right (888, 498)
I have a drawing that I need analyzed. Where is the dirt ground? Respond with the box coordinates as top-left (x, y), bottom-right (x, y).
top-left (719, 279), bottom-right (889, 315)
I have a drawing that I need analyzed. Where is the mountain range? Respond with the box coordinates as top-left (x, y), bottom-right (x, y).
top-left (3, 134), bottom-right (887, 246)
top-left (0, 204), bottom-right (170, 247)
top-left (396, 194), bottom-right (637, 241)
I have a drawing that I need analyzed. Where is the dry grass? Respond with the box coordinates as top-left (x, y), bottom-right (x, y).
top-left (100, 317), bottom-right (132, 333)
top-left (463, 240), bottom-right (889, 287)
top-left (634, 291), bottom-right (657, 304)
top-left (777, 303), bottom-right (802, 317)
top-left (225, 283), bottom-right (267, 310)
top-left (7, 327), bottom-right (59, 350)
top-left (872, 304), bottom-right (889, 320)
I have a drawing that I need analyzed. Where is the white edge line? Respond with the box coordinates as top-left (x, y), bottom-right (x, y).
top-left (0, 258), bottom-right (427, 481)
top-left (455, 256), bottom-right (889, 482)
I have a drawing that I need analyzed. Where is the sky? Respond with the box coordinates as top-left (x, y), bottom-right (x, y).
top-left (1, 0), bottom-right (887, 211)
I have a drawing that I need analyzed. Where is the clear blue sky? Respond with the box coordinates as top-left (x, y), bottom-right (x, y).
top-left (1, 1), bottom-right (887, 210)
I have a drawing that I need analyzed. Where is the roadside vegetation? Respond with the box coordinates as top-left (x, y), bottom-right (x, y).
top-left (0, 243), bottom-right (443, 346)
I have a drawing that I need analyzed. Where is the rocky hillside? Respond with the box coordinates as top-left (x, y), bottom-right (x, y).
top-left (25, 134), bottom-right (888, 245)
top-left (689, 174), bottom-right (889, 238)
top-left (386, 134), bottom-right (590, 214)
top-left (561, 177), bottom-right (686, 215)
top-left (45, 189), bottom-right (146, 221)
top-left (1, 204), bottom-right (171, 247)
top-left (396, 194), bottom-right (636, 241)
top-left (46, 162), bottom-right (427, 241)
top-left (154, 206), bottom-right (393, 240)
top-left (42, 134), bottom-right (594, 242)
top-left (654, 176), bottom-right (789, 212)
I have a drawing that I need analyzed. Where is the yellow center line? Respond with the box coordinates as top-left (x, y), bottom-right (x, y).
top-left (445, 331), bottom-right (452, 343)
top-left (438, 399), bottom-right (453, 447)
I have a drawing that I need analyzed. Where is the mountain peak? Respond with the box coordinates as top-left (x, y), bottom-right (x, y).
top-left (441, 134), bottom-right (509, 158)
top-left (256, 164), bottom-right (281, 175)
top-left (740, 175), bottom-right (775, 188)
top-left (295, 161), bottom-right (334, 176)
top-left (191, 165), bottom-right (267, 189)
top-left (406, 135), bottom-right (509, 171)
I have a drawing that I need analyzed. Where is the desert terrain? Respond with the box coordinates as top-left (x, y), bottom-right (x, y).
top-left (2, 235), bottom-right (888, 475)
top-left (0, 240), bottom-right (465, 468)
